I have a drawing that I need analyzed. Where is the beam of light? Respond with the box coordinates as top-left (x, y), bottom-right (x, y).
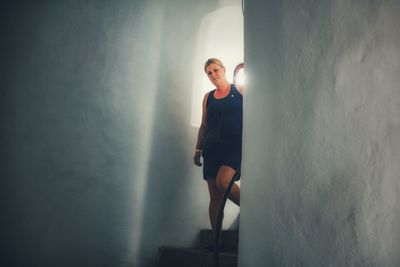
top-left (236, 69), bottom-right (245, 86)
top-left (233, 63), bottom-right (245, 86)
top-left (123, 3), bottom-right (165, 265)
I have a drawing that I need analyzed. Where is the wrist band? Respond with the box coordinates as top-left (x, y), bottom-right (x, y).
top-left (195, 149), bottom-right (202, 153)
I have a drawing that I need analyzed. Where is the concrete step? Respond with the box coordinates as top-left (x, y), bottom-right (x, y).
top-left (196, 229), bottom-right (239, 252)
top-left (158, 247), bottom-right (237, 267)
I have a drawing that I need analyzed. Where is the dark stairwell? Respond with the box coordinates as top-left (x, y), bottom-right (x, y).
top-left (159, 229), bottom-right (239, 267)
top-left (159, 169), bottom-right (241, 267)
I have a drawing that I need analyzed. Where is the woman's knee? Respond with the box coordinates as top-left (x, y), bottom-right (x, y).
top-left (216, 177), bottom-right (229, 193)
top-left (216, 166), bottom-right (236, 193)
top-left (207, 178), bottom-right (222, 198)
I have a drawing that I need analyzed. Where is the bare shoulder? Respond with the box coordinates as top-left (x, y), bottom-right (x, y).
top-left (203, 91), bottom-right (210, 101)
top-left (236, 84), bottom-right (244, 95)
top-left (202, 91), bottom-right (210, 106)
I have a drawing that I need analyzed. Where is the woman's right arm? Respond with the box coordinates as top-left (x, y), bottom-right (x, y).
top-left (193, 93), bottom-right (209, 166)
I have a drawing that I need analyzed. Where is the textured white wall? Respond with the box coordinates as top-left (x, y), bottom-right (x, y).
top-left (0, 1), bottom-right (242, 267)
top-left (240, 1), bottom-right (400, 266)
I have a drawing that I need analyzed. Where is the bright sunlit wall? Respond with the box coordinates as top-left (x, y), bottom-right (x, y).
top-left (190, 5), bottom-right (244, 127)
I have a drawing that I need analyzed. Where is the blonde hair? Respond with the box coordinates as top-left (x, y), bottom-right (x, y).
top-left (204, 58), bottom-right (224, 72)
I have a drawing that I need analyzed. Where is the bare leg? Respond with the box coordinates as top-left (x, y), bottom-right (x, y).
top-left (207, 177), bottom-right (224, 232)
top-left (216, 166), bottom-right (240, 206)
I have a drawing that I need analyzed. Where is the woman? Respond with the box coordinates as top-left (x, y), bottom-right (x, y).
top-left (193, 58), bottom-right (243, 234)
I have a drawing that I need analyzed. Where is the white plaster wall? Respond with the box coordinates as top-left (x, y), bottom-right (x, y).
top-left (240, 1), bottom-right (400, 266)
top-left (0, 1), bottom-right (240, 267)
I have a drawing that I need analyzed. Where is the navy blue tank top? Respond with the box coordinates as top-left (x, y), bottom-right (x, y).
top-left (204, 84), bottom-right (243, 144)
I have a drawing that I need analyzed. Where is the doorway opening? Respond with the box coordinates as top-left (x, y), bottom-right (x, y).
top-left (190, 5), bottom-right (244, 127)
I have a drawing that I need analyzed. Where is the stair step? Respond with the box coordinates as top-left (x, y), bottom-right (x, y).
top-left (159, 247), bottom-right (237, 267)
top-left (196, 229), bottom-right (239, 252)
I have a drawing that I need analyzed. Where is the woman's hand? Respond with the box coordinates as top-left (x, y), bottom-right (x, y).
top-left (193, 150), bottom-right (202, 166)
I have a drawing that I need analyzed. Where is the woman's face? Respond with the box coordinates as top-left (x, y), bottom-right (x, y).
top-left (205, 63), bottom-right (226, 86)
